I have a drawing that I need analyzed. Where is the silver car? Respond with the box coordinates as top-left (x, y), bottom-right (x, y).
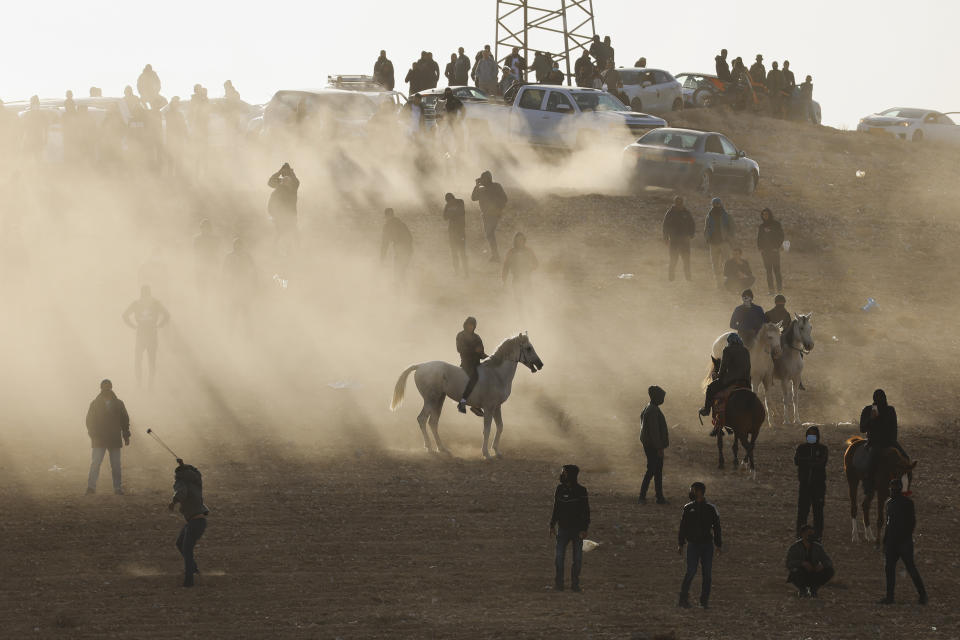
top-left (623, 127), bottom-right (760, 194)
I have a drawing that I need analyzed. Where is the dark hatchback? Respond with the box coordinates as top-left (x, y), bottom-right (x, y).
top-left (622, 127), bottom-right (760, 194)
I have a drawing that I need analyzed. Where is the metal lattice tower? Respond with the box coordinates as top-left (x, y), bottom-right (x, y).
top-left (495, 0), bottom-right (596, 85)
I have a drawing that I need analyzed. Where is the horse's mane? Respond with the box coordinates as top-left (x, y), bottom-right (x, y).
top-left (487, 335), bottom-right (524, 366)
top-left (782, 318), bottom-right (799, 348)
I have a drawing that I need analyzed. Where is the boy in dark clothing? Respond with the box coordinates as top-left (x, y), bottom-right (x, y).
top-left (550, 464), bottom-right (590, 592)
top-left (638, 386), bottom-right (669, 504)
top-left (785, 525), bottom-right (834, 597)
top-left (757, 208), bottom-right (785, 294)
top-left (168, 460), bottom-right (210, 587)
top-left (678, 482), bottom-right (722, 608)
top-left (879, 478), bottom-right (927, 605)
top-left (662, 196), bottom-right (695, 282)
top-left (443, 193), bottom-right (468, 277)
top-left (794, 425), bottom-right (828, 539)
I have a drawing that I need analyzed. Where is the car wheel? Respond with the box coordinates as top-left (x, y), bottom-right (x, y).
top-left (692, 88), bottom-right (714, 108)
top-left (630, 97), bottom-right (643, 112)
top-left (672, 97), bottom-right (683, 111)
top-left (698, 170), bottom-right (713, 194)
top-left (743, 171), bottom-right (757, 195)
top-left (912, 129), bottom-right (924, 142)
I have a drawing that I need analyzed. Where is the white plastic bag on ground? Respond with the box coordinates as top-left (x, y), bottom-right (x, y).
top-left (582, 539), bottom-right (600, 552)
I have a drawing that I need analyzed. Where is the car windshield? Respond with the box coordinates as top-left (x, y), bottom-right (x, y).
top-left (879, 108), bottom-right (926, 119)
top-left (572, 92), bottom-right (627, 112)
top-left (455, 87), bottom-right (489, 101)
top-left (638, 130), bottom-right (699, 150)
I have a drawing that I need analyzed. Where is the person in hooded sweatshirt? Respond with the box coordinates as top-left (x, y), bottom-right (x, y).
top-left (704, 198), bottom-right (734, 287)
top-left (794, 425), bottom-right (828, 539)
top-left (550, 464), bottom-right (590, 592)
top-left (85, 379), bottom-right (131, 495)
top-left (168, 459), bottom-right (210, 587)
top-left (859, 389), bottom-right (908, 492)
top-left (879, 477), bottom-right (927, 605)
top-left (638, 386), bottom-right (669, 505)
top-left (471, 170), bottom-right (508, 262)
top-left (757, 208), bottom-right (785, 294)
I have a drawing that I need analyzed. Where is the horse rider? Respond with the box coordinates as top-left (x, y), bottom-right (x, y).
top-left (729, 288), bottom-right (765, 347)
top-left (457, 316), bottom-right (488, 416)
top-left (700, 334), bottom-right (752, 432)
top-left (765, 294), bottom-right (791, 330)
top-left (859, 389), bottom-right (908, 492)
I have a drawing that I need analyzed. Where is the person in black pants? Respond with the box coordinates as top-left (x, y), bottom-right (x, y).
top-left (638, 385), bottom-right (669, 504)
top-left (794, 425), bottom-right (828, 539)
top-left (678, 481), bottom-right (722, 608)
top-left (442, 193), bottom-right (468, 277)
top-left (550, 464), bottom-right (590, 592)
top-left (168, 460), bottom-right (210, 587)
top-left (785, 525), bottom-right (834, 597)
top-left (662, 196), bottom-right (695, 282)
top-left (879, 478), bottom-right (927, 605)
top-left (757, 207), bottom-right (784, 294)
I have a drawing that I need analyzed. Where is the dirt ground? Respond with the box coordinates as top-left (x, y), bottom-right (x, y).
top-left (2, 107), bottom-right (959, 639)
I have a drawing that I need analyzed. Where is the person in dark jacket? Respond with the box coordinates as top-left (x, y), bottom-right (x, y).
top-left (380, 208), bottom-right (413, 282)
top-left (373, 50), bottom-right (395, 90)
top-left (638, 386), bottom-right (669, 504)
top-left (168, 460), bottom-right (210, 587)
top-left (795, 425), bottom-right (828, 539)
top-left (766, 62), bottom-right (785, 117)
top-left (678, 481), bottom-right (722, 608)
top-left (663, 196), bottom-right (695, 282)
top-left (729, 289), bottom-right (766, 345)
top-left (785, 525), bottom-right (834, 597)
top-left (749, 55), bottom-right (766, 85)
top-left (879, 478), bottom-right (927, 605)
top-left (602, 60), bottom-right (624, 102)
top-left (765, 294), bottom-right (791, 329)
top-left (722, 249), bottom-right (755, 293)
top-left (782, 61), bottom-right (796, 91)
top-left (532, 51), bottom-right (552, 83)
top-left (574, 49), bottom-right (595, 87)
top-left (545, 61), bottom-right (564, 85)
top-left (859, 389), bottom-right (908, 492)
top-left (456, 317), bottom-right (487, 415)
top-left (85, 379), bottom-right (131, 495)
top-left (267, 163), bottom-right (300, 240)
top-left (471, 170), bottom-right (508, 262)
top-left (444, 54), bottom-right (458, 86)
top-left (701, 334), bottom-right (751, 417)
top-left (550, 464), bottom-right (590, 592)
top-left (454, 47), bottom-right (471, 85)
top-left (443, 193), bottom-right (468, 277)
top-left (715, 49), bottom-right (731, 82)
top-left (800, 75), bottom-right (815, 123)
top-left (588, 35), bottom-right (607, 69)
top-left (704, 198), bottom-right (734, 287)
top-left (423, 52), bottom-right (441, 90)
top-left (757, 208), bottom-right (785, 293)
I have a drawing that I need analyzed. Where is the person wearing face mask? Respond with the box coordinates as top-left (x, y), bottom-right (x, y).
top-left (549, 465), bottom-right (590, 592)
top-left (545, 60), bottom-right (565, 85)
top-left (794, 426), bottom-right (828, 539)
top-left (729, 288), bottom-right (766, 347)
top-left (638, 386), bottom-right (669, 505)
top-left (677, 481), bottom-right (721, 608)
top-left (785, 525), bottom-right (834, 597)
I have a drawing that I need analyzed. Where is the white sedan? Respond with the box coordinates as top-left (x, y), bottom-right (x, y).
top-left (615, 68), bottom-right (683, 114)
top-left (857, 108), bottom-right (960, 143)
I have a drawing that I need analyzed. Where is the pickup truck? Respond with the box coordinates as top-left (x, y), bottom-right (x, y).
top-left (451, 84), bottom-right (666, 149)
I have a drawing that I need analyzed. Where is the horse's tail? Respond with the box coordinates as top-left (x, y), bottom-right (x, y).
top-left (702, 357), bottom-right (720, 392)
top-left (844, 435), bottom-right (865, 447)
top-left (390, 364), bottom-right (419, 412)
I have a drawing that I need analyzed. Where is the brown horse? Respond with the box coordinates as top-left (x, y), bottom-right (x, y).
top-left (706, 357), bottom-right (767, 475)
top-left (843, 436), bottom-right (916, 543)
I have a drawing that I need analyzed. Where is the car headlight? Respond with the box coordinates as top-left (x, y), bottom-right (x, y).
top-left (898, 121), bottom-right (911, 127)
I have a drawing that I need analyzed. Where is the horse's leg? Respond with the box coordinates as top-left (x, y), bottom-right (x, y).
top-left (491, 406), bottom-right (504, 458)
top-left (848, 472), bottom-right (861, 543)
top-left (780, 378), bottom-right (791, 426)
top-left (416, 403), bottom-right (432, 452)
top-left (428, 395), bottom-right (449, 455)
top-left (747, 430), bottom-right (757, 472)
top-left (716, 432), bottom-right (724, 469)
top-left (862, 483), bottom-right (875, 542)
top-left (791, 376), bottom-right (801, 424)
top-left (481, 411), bottom-right (493, 459)
top-left (762, 376), bottom-right (774, 428)
top-left (732, 434), bottom-right (740, 468)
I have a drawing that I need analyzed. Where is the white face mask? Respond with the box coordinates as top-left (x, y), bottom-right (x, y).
top-left (806, 434), bottom-right (817, 444)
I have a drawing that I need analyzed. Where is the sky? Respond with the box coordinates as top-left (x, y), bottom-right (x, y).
top-left (2, 0), bottom-right (958, 129)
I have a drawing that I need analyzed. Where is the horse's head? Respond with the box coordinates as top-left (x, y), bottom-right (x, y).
top-left (517, 333), bottom-right (544, 373)
top-left (760, 322), bottom-right (783, 358)
top-left (794, 313), bottom-right (814, 352)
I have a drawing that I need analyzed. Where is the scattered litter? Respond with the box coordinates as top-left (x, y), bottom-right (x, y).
top-left (328, 380), bottom-right (362, 390)
top-left (47, 465), bottom-right (64, 473)
top-left (271, 274), bottom-right (289, 289)
top-left (861, 297), bottom-right (878, 312)
top-left (831, 336), bottom-right (839, 342)
top-left (782, 240), bottom-right (791, 252)
top-left (617, 273), bottom-right (634, 280)
top-left (582, 539), bottom-right (600, 552)
top-left (855, 169), bottom-right (866, 178)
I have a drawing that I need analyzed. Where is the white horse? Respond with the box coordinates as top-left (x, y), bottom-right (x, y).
top-left (773, 314), bottom-right (814, 424)
top-left (390, 334), bottom-right (544, 458)
top-left (711, 322), bottom-right (783, 419)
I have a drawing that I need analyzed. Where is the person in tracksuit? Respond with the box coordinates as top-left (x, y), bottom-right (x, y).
top-left (879, 477), bottom-right (927, 605)
top-left (168, 460), bottom-right (210, 587)
top-left (550, 464), bottom-right (590, 592)
top-left (794, 425), bottom-right (828, 539)
top-left (677, 481), bottom-right (722, 608)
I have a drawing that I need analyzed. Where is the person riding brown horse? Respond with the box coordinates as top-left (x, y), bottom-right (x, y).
top-left (705, 356), bottom-right (766, 471)
top-left (701, 333), bottom-right (751, 435)
top-left (859, 389), bottom-right (909, 493)
top-left (843, 435), bottom-right (916, 543)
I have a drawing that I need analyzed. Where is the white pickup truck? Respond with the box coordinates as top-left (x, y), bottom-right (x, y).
top-left (456, 84), bottom-right (666, 149)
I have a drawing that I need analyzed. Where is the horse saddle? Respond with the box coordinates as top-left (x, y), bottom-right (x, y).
top-left (711, 385), bottom-right (749, 433)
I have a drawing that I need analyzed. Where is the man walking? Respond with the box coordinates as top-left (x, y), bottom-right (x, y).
top-left (704, 198), bottom-right (734, 287)
top-left (879, 478), bottom-right (927, 605)
top-left (380, 208), bottom-right (413, 283)
top-left (168, 459), bottom-right (210, 587)
top-left (443, 193), bottom-right (468, 277)
top-left (122, 285), bottom-right (170, 389)
top-left (550, 464), bottom-right (590, 592)
top-left (456, 317), bottom-right (487, 415)
top-left (757, 208), bottom-right (785, 293)
top-left (638, 386), bottom-right (669, 505)
top-left (662, 196), bottom-right (695, 281)
top-left (677, 481), bottom-right (722, 608)
top-left (785, 525), bottom-right (834, 597)
top-left (794, 425), bottom-right (828, 539)
top-left (85, 379), bottom-right (131, 495)
top-left (471, 170), bottom-right (508, 262)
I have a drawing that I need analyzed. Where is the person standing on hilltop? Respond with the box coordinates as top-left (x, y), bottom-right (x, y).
top-left (374, 50), bottom-right (395, 90)
top-left (662, 195), bottom-right (695, 282)
top-left (715, 49), bottom-right (731, 82)
top-left (704, 197), bottom-right (734, 287)
top-left (800, 76), bottom-right (815, 123)
top-left (766, 62), bottom-right (785, 117)
top-left (749, 55), bottom-right (766, 86)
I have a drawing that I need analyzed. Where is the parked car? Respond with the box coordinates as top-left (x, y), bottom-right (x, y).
top-left (622, 127), bottom-right (760, 194)
top-left (413, 85), bottom-right (491, 127)
top-left (857, 108), bottom-right (960, 143)
top-left (616, 68), bottom-right (683, 114)
top-left (472, 85), bottom-right (666, 149)
top-left (259, 88), bottom-right (379, 137)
